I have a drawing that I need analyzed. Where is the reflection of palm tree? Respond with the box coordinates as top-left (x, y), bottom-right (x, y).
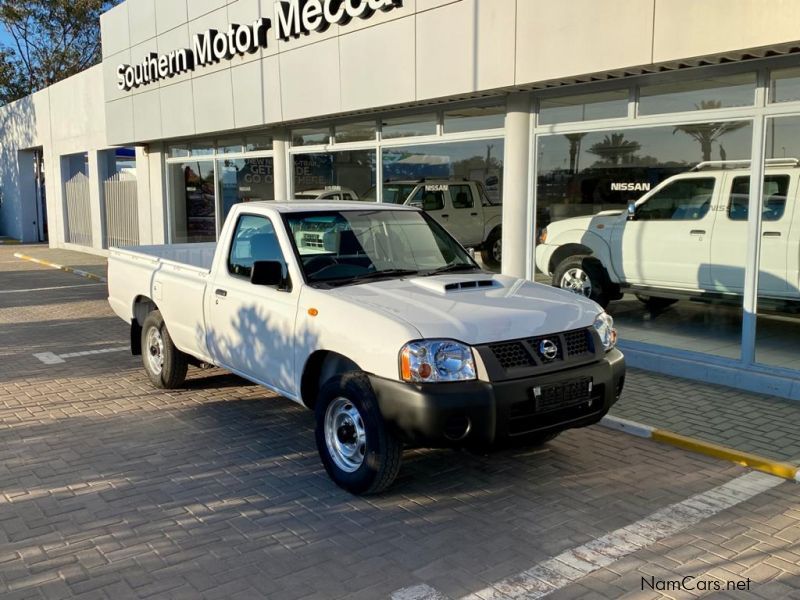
top-left (672, 101), bottom-right (747, 161)
top-left (564, 133), bottom-right (587, 173)
top-left (588, 133), bottom-right (642, 165)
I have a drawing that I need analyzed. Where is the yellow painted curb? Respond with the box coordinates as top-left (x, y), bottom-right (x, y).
top-left (652, 429), bottom-right (798, 481)
top-left (13, 252), bottom-right (107, 283)
top-left (0, 239), bottom-right (21, 245)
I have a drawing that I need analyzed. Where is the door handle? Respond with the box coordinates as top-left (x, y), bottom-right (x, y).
top-left (470, 212), bottom-right (478, 217)
top-left (215, 288), bottom-right (228, 297)
top-left (440, 214), bottom-right (450, 218)
top-left (763, 231), bottom-right (781, 237)
top-left (690, 229), bottom-right (706, 235)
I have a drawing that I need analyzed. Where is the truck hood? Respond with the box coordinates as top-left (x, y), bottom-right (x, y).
top-left (328, 273), bottom-right (602, 344)
top-left (546, 212), bottom-right (623, 235)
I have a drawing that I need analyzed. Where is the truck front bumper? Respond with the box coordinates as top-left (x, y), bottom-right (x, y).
top-left (369, 348), bottom-right (625, 448)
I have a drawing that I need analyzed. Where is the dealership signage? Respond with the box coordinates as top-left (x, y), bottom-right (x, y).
top-left (610, 182), bottom-right (651, 192)
top-left (116, 0), bottom-right (403, 91)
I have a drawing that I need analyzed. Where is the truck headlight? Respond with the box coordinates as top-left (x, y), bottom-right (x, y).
top-left (594, 312), bottom-right (617, 351)
top-left (400, 340), bottom-right (476, 383)
top-left (538, 227), bottom-right (548, 244)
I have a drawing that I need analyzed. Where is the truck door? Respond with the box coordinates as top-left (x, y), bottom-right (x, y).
top-left (408, 185), bottom-right (451, 232)
top-left (710, 172), bottom-right (795, 296)
top-left (206, 213), bottom-right (299, 396)
top-left (446, 184), bottom-right (484, 246)
top-left (615, 176), bottom-right (718, 289)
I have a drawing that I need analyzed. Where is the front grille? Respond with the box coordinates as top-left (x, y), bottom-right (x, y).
top-left (564, 329), bottom-right (592, 356)
top-left (488, 341), bottom-right (534, 369)
top-left (488, 328), bottom-right (594, 371)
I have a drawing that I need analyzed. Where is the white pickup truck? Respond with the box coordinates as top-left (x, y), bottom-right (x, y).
top-left (364, 179), bottom-right (504, 268)
top-left (108, 202), bottom-right (624, 494)
top-left (536, 160), bottom-right (800, 309)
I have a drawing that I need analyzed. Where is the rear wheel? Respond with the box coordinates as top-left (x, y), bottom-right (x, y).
top-left (315, 372), bottom-right (402, 495)
top-left (141, 310), bottom-right (188, 389)
top-left (553, 255), bottom-right (612, 308)
top-left (481, 227), bottom-right (502, 269)
top-left (635, 294), bottom-right (679, 310)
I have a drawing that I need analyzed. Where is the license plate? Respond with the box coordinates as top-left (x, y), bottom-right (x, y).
top-left (530, 377), bottom-right (593, 412)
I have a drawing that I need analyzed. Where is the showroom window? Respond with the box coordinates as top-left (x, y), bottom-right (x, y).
top-left (166, 137), bottom-right (275, 243)
top-left (638, 72), bottom-right (756, 115)
top-left (530, 62), bottom-right (800, 385)
top-left (538, 89), bottom-right (629, 125)
top-left (292, 150), bottom-right (377, 201)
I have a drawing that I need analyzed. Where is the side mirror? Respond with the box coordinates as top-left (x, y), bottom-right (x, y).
top-left (251, 260), bottom-right (285, 288)
top-left (627, 201), bottom-right (637, 221)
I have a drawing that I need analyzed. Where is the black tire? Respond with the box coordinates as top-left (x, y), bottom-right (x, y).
top-left (315, 372), bottom-right (402, 495)
top-left (552, 255), bottom-right (612, 308)
top-left (635, 294), bottom-right (679, 310)
top-left (141, 310), bottom-right (189, 389)
top-left (480, 227), bottom-right (502, 269)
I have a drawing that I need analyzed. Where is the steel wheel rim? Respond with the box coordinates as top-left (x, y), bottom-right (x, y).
top-left (324, 397), bottom-right (367, 473)
top-left (560, 267), bottom-right (592, 297)
top-left (492, 238), bottom-right (502, 262)
top-left (146, 326), bottom-right (164, 376)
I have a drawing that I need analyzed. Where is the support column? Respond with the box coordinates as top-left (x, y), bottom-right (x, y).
top-left (135, 146), bottom-right (154, 244)
top-left (273, 132), bottom-right (289, 201)
top-left (87, 150), bottom-right (106, 250)
top-left (501, 93), bottom-right (532, 279)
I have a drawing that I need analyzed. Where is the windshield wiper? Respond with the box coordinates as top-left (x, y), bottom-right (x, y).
top-left (320, 269), bottom-right (419, 287)
top-left (424, 263), bottom-right (481, 276)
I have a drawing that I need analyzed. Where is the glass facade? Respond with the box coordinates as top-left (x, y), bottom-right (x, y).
top-left (168, 160), bottom-right (216, 243)
top-left (292, 150), bottom-right (376, 200)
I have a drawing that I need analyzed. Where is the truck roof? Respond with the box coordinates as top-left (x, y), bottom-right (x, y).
top-left (240, 200), bottom-right (417, 213)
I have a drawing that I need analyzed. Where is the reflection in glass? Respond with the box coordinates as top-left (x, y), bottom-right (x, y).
top-left (246, 134), bottom-right (273, 152)
top-left (769, 67), bottom-right (800, 104)
top-left (536, 122), bottom-right (753, 361)
top-left (444, 104), bottom-right (505, 133)
top-left (638, 73), bottom-right (756, 115)
top-left (293, 150), bottom-right (376, 200)
top-left (381, 139), bottom-right (504, 204)
top-left (381, 114), bottom-right (437, 139)
top-left (292, 127), bottom-right (330, 146)
top-left (168, 161), bottom-right (216, 243)
top-left (539, 89), bottom-right (628, 125)
top-left (755, 115), bottom-right (800, 371)
top-left (217, 158), bottom-right (275, 225)
top-left (334, 121), bottom-right (377, 143)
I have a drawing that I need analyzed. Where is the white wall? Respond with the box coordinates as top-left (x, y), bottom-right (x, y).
top-left (101, 0), bottom-right (800, 147)
top-left (0, 65), bottom-right (131, 253)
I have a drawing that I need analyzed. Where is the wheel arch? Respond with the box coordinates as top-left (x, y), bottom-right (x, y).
top-left (130, 296), bottom-right (158, 356)
top-left (548, 243), bottom-right (594, 274)
top-left (300, 350), bottom-right (362, 409)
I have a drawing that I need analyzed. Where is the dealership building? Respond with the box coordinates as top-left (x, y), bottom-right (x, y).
top-left (2, 0), bottom-right (800, 399)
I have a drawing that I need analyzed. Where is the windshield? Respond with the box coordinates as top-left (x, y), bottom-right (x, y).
top-left (285, 209), bottom-right (478, 286)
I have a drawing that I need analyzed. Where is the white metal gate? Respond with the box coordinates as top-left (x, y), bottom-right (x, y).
top-left (103, 172), bottom-right (139, 248)
top-left (64, 172), bottom-right (92, 246)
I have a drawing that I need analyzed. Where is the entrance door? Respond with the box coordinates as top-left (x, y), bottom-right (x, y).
top-left (206, 213), bottom-right (299, 395)
top-left (34, 150), bottom-right (47, 242)
top-left (613, 176), bottom-right (719, 290)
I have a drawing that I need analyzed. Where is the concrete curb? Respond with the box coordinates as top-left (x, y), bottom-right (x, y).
top-left (600, 415), bottom-right (799, 482)
top-left (13, 252), bottom-right (107, 283)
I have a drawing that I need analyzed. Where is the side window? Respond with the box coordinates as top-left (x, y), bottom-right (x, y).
top-left (410, 187), bottom-right (445, 211)
top-left (728, 175), bottom-right (789, 222)
top-left (636, 178), bottom-right (716, 221)
top-left (227, 214), bottom-right (285, 279)
top-left (450, 184), bottom-right (475, 209)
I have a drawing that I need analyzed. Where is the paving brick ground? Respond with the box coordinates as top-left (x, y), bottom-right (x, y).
top-left (612, 370), bottom-right (800, 464)
top-left (1, 245), bottom-right (799, 599)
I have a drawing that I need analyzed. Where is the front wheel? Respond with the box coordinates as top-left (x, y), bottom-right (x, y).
top-left (553, 255), bottom-right (611, 308)
top-left (481, 228), bottom-right (502, 269)
top-left (141, 310), bottom-right (188, 389)
top-left (315, 372), bottom-right (402, 495)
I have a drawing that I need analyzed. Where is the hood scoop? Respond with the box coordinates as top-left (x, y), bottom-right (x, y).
top-left (409, 276), bottom-right (501, 295)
